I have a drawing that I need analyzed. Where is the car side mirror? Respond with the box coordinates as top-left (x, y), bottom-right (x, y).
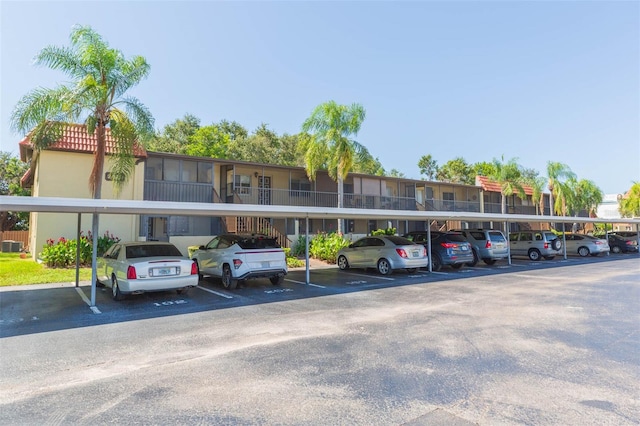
top-left (199, 245), bottom-right (206, 250)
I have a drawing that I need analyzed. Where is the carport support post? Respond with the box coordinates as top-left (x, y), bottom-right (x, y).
top-left (562, 230), bottom-right (567, 260)
top-left (427, 223), bottom-right (432, 273)
top-left (75, 213), bottom-right (81, 287)
top-left (90, 213), bottom-right (99, 307)
top-left (305, 216), bottom-right (310, 285)
top-left (506, 222), bottom-right (512, 265)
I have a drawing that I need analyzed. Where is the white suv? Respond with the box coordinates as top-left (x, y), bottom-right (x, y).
top-left (509, 230), bottom-right (563, 261)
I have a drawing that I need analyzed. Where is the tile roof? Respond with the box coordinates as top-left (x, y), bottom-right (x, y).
top-left (18, 123), bottom-right (147, 160)
top-left (476, 175), bottom-right (534, 196)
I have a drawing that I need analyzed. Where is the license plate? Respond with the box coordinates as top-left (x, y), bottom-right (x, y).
top-left (412, 251), bottom-right (420, 257)
top-left (152, 267), bottom-right (177, 276)
top-left (261, 261), bottom-right (270, 268)
top-left (461, 246), bottom-right (468, 251)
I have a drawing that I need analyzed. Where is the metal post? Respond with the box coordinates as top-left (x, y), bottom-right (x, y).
top-left (75, 213), bottom-right (81, 287)
top-left (427, 221), bottom-right (432, 273)
top-left (562, 230), bottom-right (567, 260)
top-left (506, 222), bottom-right (512, 265)
top-left (90, 212), bottom-right (99, 307)
top-left (305, 216), bottom-right (310, 285)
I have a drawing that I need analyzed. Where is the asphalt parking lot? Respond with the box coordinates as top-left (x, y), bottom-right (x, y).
top-left (0, 254), bottom-right (638, 425)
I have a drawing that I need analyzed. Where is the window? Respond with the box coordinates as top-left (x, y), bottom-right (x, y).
top-left (291, 178), bottom-right (311, 196)
top-left (443, 192), bottom-right (455, 210)
top-left (235, 175), bottom-right (251, 194)
top-left (146, 158), bottom-right (163, 180)
top-left (198, 162), bottom-right (213, 184)
top-left (163, 159), bottom-right (180, 181)
top-left (182, 161), bottom-right (198, 182)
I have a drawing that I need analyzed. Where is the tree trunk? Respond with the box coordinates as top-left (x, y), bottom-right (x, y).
top-left (90, 123), bottom-right (107, 307)
top-left (501, 193), bottom-right (507, 215)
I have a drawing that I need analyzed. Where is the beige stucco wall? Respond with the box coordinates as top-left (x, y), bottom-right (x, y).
top-left (29, 150), bottom-right (144, 260)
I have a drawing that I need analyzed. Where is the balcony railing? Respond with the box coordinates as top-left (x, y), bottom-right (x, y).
top-left (483, 203), bottom-right (539, 216)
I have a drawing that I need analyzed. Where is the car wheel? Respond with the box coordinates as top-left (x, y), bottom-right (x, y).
top-left (578, 246), bottom-right (590, 257)
top-left (111, 276), bottom-right (124, 301)
top-left (337, 255), bottom-right (349, 270)
top-left (451, 263), bottom-right (463, 269)
top-left (466, 250), bottom-right (479, 267)
top-left (377, 258), bottom-right (392, 275)
top-left (528, 249), bottom-right (541, 261)
top-left (406, 268), bottom-right (418, 273)
top-left (177, 288), bottom-right (189, 295)
top-left (551, 239), bottom-right (562, 251)
top-left (483, 259), bottom-right (497, 265)
top-left (611, 246), bottom-right (621, 254)
top-left (221, 265), bottom-right (237, 290)
top-left (270, 275), bottom-right (284, 285)
top-left (431, 255), bottom-right (442, 272)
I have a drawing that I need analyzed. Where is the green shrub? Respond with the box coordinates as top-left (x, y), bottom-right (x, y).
top-left (40, 231), bottom-right (120, 268)
top-left (309, 232), bottom-right (350, 263)
top-left (371, 227), bottom-right (396, 236)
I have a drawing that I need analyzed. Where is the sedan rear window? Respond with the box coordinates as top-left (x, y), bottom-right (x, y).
top-left (126, 244), bottom-right (183, 258)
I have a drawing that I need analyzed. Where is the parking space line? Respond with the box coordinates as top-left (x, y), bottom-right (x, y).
top-left (285, 278), bottom-right (326, 288)
top-left (342, 272), bottom-right (396, 281)
top-left (75, 288), bottom-right (101, 314)
top-left (196, 286), bottom-right (233, 299)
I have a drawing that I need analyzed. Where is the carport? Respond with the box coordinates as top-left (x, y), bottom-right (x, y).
top-left (1, 195), bottom-right (639, 310)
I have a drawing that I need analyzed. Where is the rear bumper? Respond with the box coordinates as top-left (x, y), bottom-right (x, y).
top-left (235, 268), bottom-right (287, 281)
top-left (120, 276), bottom-right (199, 293)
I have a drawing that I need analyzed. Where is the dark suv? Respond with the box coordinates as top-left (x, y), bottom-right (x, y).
top-left (403, 231), bottom-right (474, 271)
top-left (454, 229), bottom-right (509, 266)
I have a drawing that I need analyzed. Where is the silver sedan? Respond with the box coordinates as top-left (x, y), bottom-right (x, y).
top-left (97, 242), bottom-right (199, 300)
top-left (563, 234), bottom-right (610, 257)
top-left (337, 235), bottom-right (429, 275)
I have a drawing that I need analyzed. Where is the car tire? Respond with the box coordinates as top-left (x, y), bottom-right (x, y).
top-left (466, 250), bottom-right (479, 267)
top-left (270, 275), bottom-right (284, 285)
top-left (451, 263), bottom-right (463, 269)
top-left (431, 255), bottom-right (442, 272)
top-left (406, 268), bottom-right (418, 273)
top-left (612, 246), bottom-right (621, 254)
top-left (551, 239), bottom-right (562, 251)
top-left (337, 255), bottom-right (349, 270)
top-left (111, 276), bottom-right (125, 301)
top-left (528, 249), bottom-right (542, 261)
top-left (221, 264), bottom-right (237, 290)
top-left (483, 259), bottom-right (497, 265)
top-left (578, 246), bottom-right (590, 257)
top-left (377, 258), bottom-right (392, 275)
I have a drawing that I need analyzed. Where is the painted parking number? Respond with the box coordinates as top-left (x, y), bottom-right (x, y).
top-left (153, 299), bottom-right (187, 307)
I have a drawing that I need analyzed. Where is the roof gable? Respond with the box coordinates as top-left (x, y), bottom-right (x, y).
top-left (19, 123), bottom-right (147, 160)
top-left (476, 175), bottom-right (534, 196)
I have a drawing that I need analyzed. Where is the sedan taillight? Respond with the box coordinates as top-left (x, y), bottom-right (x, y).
top-left (396, 248), bottom-right (408, 258)
top-left (441, 242), bottom-right (457, 249)
top-left (233, 259), bottom-right (243, 269)
top-left (127, 266), bottom-right (137, 280)
top-left (191, 261), bottom-right (198, 275)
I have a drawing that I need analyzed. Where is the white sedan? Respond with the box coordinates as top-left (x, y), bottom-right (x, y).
top-left (97, 242), bottom-right (199, 300)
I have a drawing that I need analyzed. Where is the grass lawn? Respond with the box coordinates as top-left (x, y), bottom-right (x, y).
top-left (0, 253), bottom-right (92, 286)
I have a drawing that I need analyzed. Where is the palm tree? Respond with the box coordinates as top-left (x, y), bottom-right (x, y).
top-left (11, 25), bottom-right (154, 306)
top-left (571, 179), bottom-right (603, 217)
top-left (526, 176), bottom-right (547, 215)
top-left (619, 182), bottom-right (640, 218)
top-left (301, 101), bottom-right (366, 234)
top-left (546, 162), bottom-right (575, 218)
top-left (487, 157), bottom-right (526, 215)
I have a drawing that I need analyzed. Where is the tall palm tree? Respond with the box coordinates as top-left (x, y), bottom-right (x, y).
top-left (526, 176), bottom-right (547, 215)
top-left (546, 162), bottom-right (575, 217)
top-left (569, 179), bottom-right (603, 217)
top-left (488, 156), bottom-right (526, 215)
top-left (11, 25), bottom-right (154, 306)
top-left (301, 101), bottom-right (366, 234)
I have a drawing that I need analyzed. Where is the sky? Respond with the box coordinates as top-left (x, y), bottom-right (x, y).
top-left (1, 1), bottom-right (638, 195)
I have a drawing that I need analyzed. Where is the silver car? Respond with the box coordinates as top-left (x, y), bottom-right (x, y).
top-left (337, 235), bottom-right (429, 275)
top-left (97, 242), bottom-right (199, 300)
top-left (563, 234), bottom-right (610, 257)
top-left (456, 229), bottom-right (509, 266)
top-left (509, 230), bottom-right (563, 261)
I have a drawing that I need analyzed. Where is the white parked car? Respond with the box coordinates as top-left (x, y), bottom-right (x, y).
top-left (192, 234), bottom-right (287, 289)
top-left (97, 242), bottom-right (199, 301)
top-left (563, 234), bottom-right (610, 257)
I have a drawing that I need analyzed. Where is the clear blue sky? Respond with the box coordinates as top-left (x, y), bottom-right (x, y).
top-left (1, 1), bottom-right (638, 194)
